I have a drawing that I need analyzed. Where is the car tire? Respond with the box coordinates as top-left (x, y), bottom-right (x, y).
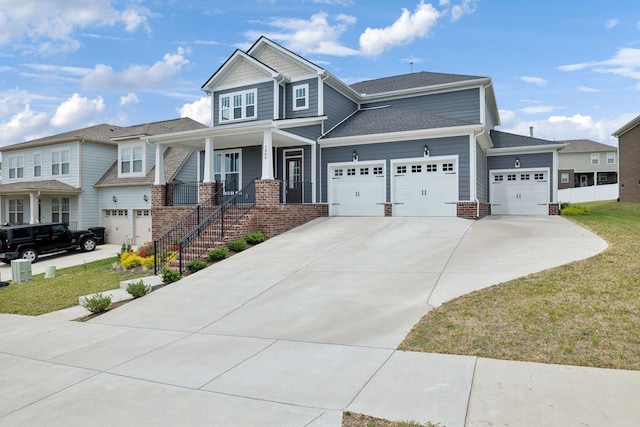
top-left (20, 248), bottom-right (38, 262)
top-left (0, 259), bottom-right (10, 264)
top-left (81, 238), bottom-right (97, 252)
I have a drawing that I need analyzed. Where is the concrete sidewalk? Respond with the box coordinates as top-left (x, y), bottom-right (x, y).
top-left (2, 216), bottom-right (637, 427)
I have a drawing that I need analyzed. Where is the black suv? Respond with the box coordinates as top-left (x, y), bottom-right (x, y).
top-left (0, 223), bottom-right (97, 263)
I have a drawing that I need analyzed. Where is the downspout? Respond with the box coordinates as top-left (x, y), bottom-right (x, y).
top-left (318, 71), bottom-right (329, 204)
top-left (474, 127), bottom-right (486, 219)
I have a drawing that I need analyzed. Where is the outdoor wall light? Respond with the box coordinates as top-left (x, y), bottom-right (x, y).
top-left (143, 194), bottom-right (149, 202)
top-left (424, 145), bottom-right (429, 157)
top-left (515, 157), bottom-right (521, 168)
top-left (112, 195), bottom-right (117, 203)
top-left (352, 150), bottom-right (358, 161)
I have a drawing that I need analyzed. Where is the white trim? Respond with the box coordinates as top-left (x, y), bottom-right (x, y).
top-left (118, 141), bottom-right (146, 178)
top-left (469, 134), bottom-right (477, 201)
top-left (292, 83), bottom-right (309, 111)
top-left (213, 78), bottom-right (274, 93)
top-left (219, 88), bottom-right (258, 123)
top-left (479, 84), bottom-right (486, 126)
top-left (357, 80), bottom-right (490, 102)
top-left (283, 148), bottom-right (304, 202)
top-left (317, 75), bottom-right (325, 117)
top-left (485, 144), bottom-right (565, 156)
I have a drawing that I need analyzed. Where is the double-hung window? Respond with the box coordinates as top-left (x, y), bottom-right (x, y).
top-left (8, 155), bottom-right (24, 179)
top-left (607, 152), bottom-right (615, 164)
top-left (292, 84), bottom-right (309, 111)
top-left (52, 149), bottom-right (70, 175)
top-left (33, 153), bottom-right (42, 177)
top-left (8, 199), bottom-right (24, 224)
top-left (591, 153), bottom-right (599, 165)
top-left (120, 145), bottom-right (144, 175)
top-left (219, 89), bottom-right (257, 123)
top-left (52, 197), bottom-right (70, 223)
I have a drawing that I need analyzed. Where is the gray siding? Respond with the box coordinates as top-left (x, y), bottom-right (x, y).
top-left (320, 136), bottom-right (470, 203)
top-left (281, 125), bottom-right (322, 141)
top-left (487, 152), bottom-right (555, 201)
top-left (213, 81), bottom-right (274, 126)
top-left (362, 88), bottom-right (480, 124)
top-left (80, 142), bottom-right (118, 228)
top-left (476, 143), bottom-right (488, 202)
top-left (279, 85), bottom-right (285, 119)
top-left (241, 146), bottom-right (262, 185)
top-left (285, 78), bottom-right (318, 119)
top-left (323, 84), bottom-right (358, 132)
top-left (174, 151), bottom-right (198, 182)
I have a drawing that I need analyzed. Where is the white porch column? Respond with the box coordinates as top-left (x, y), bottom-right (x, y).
top-left (593, 171), bottom-right (597, 187)
top-left (153, 143), bottom-right (165, 185)
top-left (311, 142), bottom-right (317, 203)
top-left (203, 137), bottom-right (215, 183)
top-left (261, 130), bottom-right (274, 179)
top-left (29, 193), bottom-right (37, 224)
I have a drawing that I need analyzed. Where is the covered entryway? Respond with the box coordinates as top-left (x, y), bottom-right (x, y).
top-left (103, 209), bottom-right (129, 244)
top-left (490, 168), bottom-right (549, 215)
top-left (392, 157), bottom-right (459, 216)
top-left (328, 161), bottom-right (386, 216)
top-left (133, 209), bottom-right (152, 245)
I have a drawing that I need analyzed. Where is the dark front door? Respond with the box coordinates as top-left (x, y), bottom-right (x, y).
top-left (285, 157), bottom-right (303, 203)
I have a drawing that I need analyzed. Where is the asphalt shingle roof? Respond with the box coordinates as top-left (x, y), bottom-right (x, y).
top-left (349, 71), bottom-right (488, 95)
top-left (110, 117), bottom-right (206, 139)
top-left (558, 139), bottom-right (617, 153)
top-left (321, 106), bottom-right (473, 139)
top-left (0, 180), bottom-right (82, 194)
top-left (1, 124), bottom-right (119, 151)
top-left (490, 130), bottom-right (564, 149)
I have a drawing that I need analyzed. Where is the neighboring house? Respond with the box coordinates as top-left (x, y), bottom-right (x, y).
top-left (146, 36), bottom-right (564, 231)
top-left (557, 139), bottom-right (618, 189)
top-left (613, 115), bottom-right (640, 203)
top-left (0, 118), bottom-right (205, 246)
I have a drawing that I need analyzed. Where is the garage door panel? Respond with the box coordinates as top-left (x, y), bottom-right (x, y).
top-left (329, 163), bottom-right (386, 217)
top-left (491, 170), bottom-right (549, 215)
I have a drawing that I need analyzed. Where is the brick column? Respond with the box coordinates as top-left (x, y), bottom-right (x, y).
top-left (199, 182), bottom-right (217, 204)
top-left (255, 179), bottom-right (280, 206)
top-left (151, 185), bottom-right (166, 208)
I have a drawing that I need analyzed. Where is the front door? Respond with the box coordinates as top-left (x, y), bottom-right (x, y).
top-left (580, 175), bottom-right (588, 187)
top-left (285, 157), bottom-right (303, 203)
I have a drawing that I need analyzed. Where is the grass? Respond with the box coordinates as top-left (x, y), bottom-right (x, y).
top-left (342, 412), bottom-right (436, 427)
top-left (0, 257), bottom-right (149, 316)
top-left (400, 200), bottom-right (640, 371)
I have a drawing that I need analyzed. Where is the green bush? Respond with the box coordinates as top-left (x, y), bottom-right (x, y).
top-left (185, 259), bottom-right (207, 274)
top-left (245, 231), bottom-right (265, 245)
top-left (208, 247), bottom-right (229, 262)
top-left (228, 238), bottom-right (247, 252)
top-left (161, 268), bottom-right (181, 284)
top-left (560, 202), bottom-right (571, 210)
top-left (561, 204), bottom-right (590, 215)
top-left (82, 293), bottom-right (112, 314)
top-left (126, 280), bottom-right (150, 298)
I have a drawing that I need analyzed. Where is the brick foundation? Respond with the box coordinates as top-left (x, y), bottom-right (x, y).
top-left (256, 204), bottom-right (329, 238)
top-left (456, 201), bottom-right (491, 219)
top-left (151, 206), bottom-right (194, 240)
top-left (384, 203), bottom-right (392, 217)
top-left (151, 185), bottom-right (166, 209)
top-left (199, 182), bottom-right (217, 204)
top-left (549, 203), bottom-right (560, 215)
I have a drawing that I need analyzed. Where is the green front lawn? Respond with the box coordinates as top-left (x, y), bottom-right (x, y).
top-left (0, 257), bottom-right (149, 316)
top-left (401, 201), bottom-right (640, 370)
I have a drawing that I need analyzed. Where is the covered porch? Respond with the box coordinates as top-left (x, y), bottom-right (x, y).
top-left (0, 181), bottom-right (82, 226)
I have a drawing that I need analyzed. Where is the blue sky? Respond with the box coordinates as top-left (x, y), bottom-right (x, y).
top-left (1, 0), bottom-right (639, 148)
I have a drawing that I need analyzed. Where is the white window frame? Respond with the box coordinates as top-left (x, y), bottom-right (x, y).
top-left (8, 155), bottom-right (24, 179)
top-left (8, 199), bottom-right (24, 224)
top-left (292, 83), bottom-right (309, 111)
top-left (560, 172), bottom-right (569, 184)
top-left (597, 172), bottom-right (607, 182)
top-left (51, 149), bottom-right (70, 176)
top-left (33, 152), bottom-right (42, 177)
top-left (213, 149), bottom-right (242, 193)
top-left (119, 143), bottom-right (145, 177)
top-left (219, 89), bottom-right (257, 123)
top-left (591, 153), bottom-right (599, 165)
top-left (606, 152), bottom-right (615, 164)
top-left (52, 197), bottom-right (70, 224)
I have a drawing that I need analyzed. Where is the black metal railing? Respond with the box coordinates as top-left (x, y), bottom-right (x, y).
top-left (166, 181), bottom-right (199, 205)
top-left (279, 180), bottom-right (313, 204)
top-left (154, 180), bottom-right (256, 275)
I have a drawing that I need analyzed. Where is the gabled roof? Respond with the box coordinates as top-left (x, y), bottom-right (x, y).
top-left (612, 114), bottom-right (640, 138)
top-left (490, 130), bottom-right (564, 149)
top-left (201, 49), bottom-right (281, 92)
top-left (0, 180), bottom-right (82, 194)
top-left (111, 117), bottom-right (206, 140)
top-left (1, 124), bottom-right (119, 152)
top-left (246, 36), bottom-right (325, 76)
top-left (349, 71), bottom-right (489, 95)
top-left (321, 106), bottom-right (474, 139)
top-left (557, 139), bottom-right (617, 153)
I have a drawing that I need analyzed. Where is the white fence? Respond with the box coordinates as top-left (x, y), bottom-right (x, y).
top-left (558, 183), bottom-right (618, 203)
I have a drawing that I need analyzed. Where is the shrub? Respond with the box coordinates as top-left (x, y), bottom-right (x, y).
top-left (560, 202), bottom-right (571, 210)
top-left (561, 204), bottom-right (590, 215)
top-left (208, 247), bottom-right (229, 262)
top-left (245, 231), bottom-right (265, 245)
top-left (137, 242), bottom-right (154, 258)
top-left (126, 280), bottom-right (151, 298)
top-left (120, 252), bottom-right (142, 269)
top-left (140, 256), bottom-right (155, 270)
top-left (120, 241), bottom-right (131, 255)
top-left (82, 293), bottom-right (112, 314)
top-left (161, 268), bottom-right (181, 284)
top-left (228, 238), bottom-right (247, 252)
top-left (185, 259), bottom-right (207, 274)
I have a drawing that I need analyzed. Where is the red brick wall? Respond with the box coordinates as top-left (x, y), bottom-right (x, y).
top-left (152, 185), bottom-right (166, 208)
top-left (256, 204), bottom-right (328, 238)
top-left (549, 203), bottom-right (560, 215)
top-left (152, 206), bottom-right (193, 240)
top-left (619, 124), bottom-right (640, 203)
top-left (199, 182), bottom-right (217, 204)
top-left (384, 203), bottom-right (392, 217)
top-left (255, 180), bottom-right (280, 206)
top-left (457, 202), bottom-right (491, 219)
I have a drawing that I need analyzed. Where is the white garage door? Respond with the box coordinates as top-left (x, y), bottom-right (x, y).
top-left (392, 157), bottom-right (459, 216)
top-left (134, 209), bottom-right (152, 245)
top-left (329, 162), bottom-right (386, 216)
top-left (103, 209), bottom-right (129, 245)
top-left (491, 169), bottom-right (549, 215)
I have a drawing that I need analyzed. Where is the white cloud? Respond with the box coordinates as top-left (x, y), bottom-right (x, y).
top-left (559, 47), bottom-right (640, 81)
top-left (605, 19), bottom-right (619, 29)
top-left (179, 96), bottom-right (211, 126)
top-left (498, 110), bottom-right (637, 145)
top-left (81, 47), bottom-right (190, 90)
top-left (0, 105), bottom-right (50, 146)
top-left (50, 93), bottom-right (105, 128)
top-left (120, 92), bottom-right (139, 106)
top-left (520, 105), bottom-right (563, 114)
top-left (577, 86), bottom-right (601, 92)
top-left (359, 1), bottom-right (441, 57)
top-left (520, 76), bottom-right (547, 86)
top-left (246, 12), bottom-right (359, 57)
top-left (0, 0), bottom-right (154, 53)
top-left (451, 0), bottom-right (478, 22)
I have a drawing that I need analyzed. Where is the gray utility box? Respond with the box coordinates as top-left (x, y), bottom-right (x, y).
top-left (11, 259), bottom-right (32, 283)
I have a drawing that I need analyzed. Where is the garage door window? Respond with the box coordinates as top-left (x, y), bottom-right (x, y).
top-left (373, 166), bottom-right (383, 175)
top-left (535, 173), bottom-right (545, 180)
top-left (508, 174), bottom-right (516, 181)
top-left (412, 165), bottom-right (422, 173)
top-left (426, 164), bottom-right (436, 172)
top-left (360, 167), bottom-right (369, 175)
top-left (494, 175), bottom-right (503, 182)
top-left (397, 166), bottom-right (407, 174)
top-left (334, 169), bottom-right (343, 177)
top-left (521, 174), bottom-right (530, 180)
top-left (347, 168), bottom-right (356, 176)
top-left (443, 163), bottom-right (454, 172)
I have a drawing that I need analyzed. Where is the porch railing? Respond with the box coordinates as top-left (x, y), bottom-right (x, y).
top-left (279, 180), bottom-right (313, 204)
top-left (166, 181), bottom-right (199, 206)
top-left (154, 180), bottom-right (256, 275)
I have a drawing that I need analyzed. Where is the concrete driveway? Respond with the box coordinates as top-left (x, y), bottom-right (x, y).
top-left (3, 216), bottom-right (640, 426)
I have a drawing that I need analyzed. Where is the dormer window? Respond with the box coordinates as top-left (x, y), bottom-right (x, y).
top-left (119, 144), bottom-right (144, 176)
top-left (220, 89), bottom-right (257, 122)
top-left (292, 84), bottom-right (309, 111)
